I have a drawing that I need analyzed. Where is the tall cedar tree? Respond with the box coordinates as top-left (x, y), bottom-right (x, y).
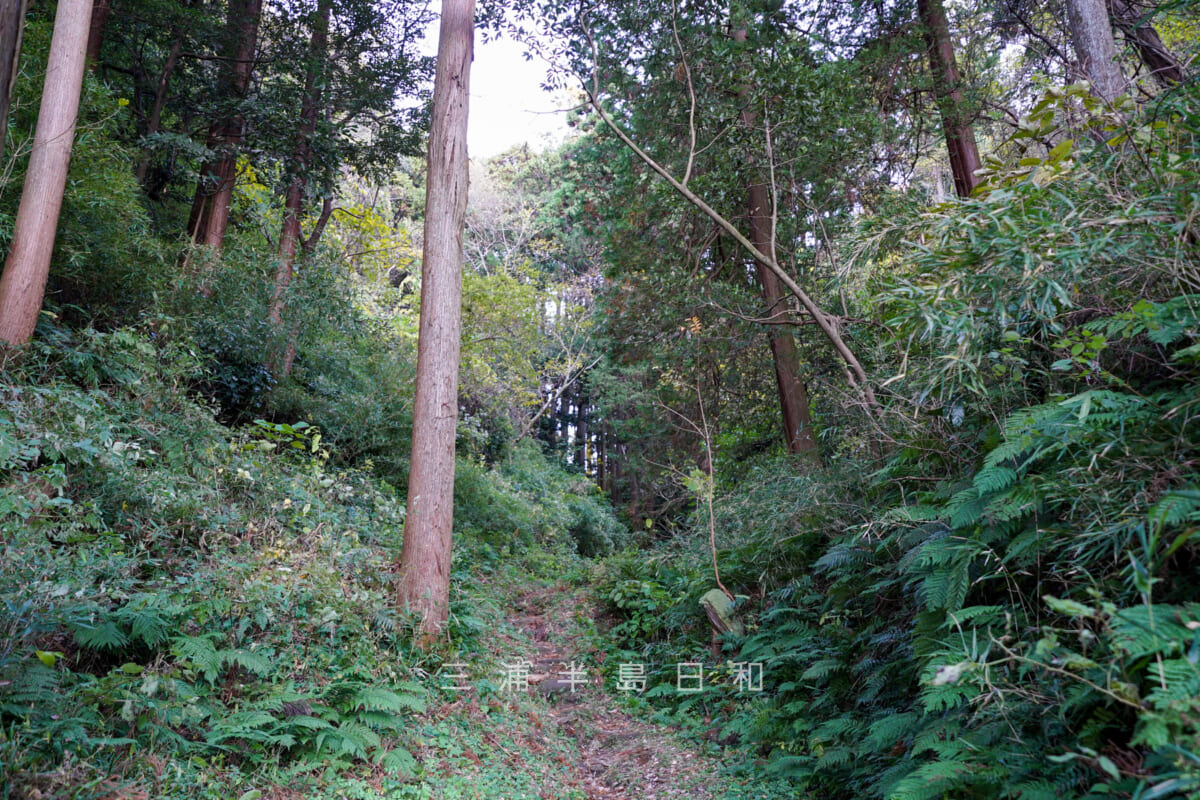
top-left (0, 0), bottom-right (25, 165)
top-left (916, 0), bottom-right (982, 197)
top-left (267, 0), bottom-right (332, 378)
top-left (397, 0), bottom-right (474, 637)
top-left (186, 0), bottom-right (262, 250)
top-left (0, 0), bottom-right (93, 344)
top-left (733, 20), bottom-right (819, 458)
top-left (1107, 0), bottom-right (1186, 86)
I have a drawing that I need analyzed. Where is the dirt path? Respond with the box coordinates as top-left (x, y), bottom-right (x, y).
top-left (507, 583), bottom-right (728, 800)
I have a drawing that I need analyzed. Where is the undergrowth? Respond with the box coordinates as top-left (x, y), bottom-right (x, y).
top-left (589, 83), bottom-right (1200, 800)
top-left (0, 324), bottom-right (624, 799)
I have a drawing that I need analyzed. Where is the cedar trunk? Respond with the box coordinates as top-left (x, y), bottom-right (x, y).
top-left (266, 0), bottom-right (330, 378)
top-left (397, 0), bottom-right (474, 638)
top-left (134, 32), bottom-right (183, 185)
top-left (1067, 0), bottom-right (1125, 102)
top-left (747, 182), bottom-right (819, 457)
top-left (85, 0), bottom-right (108, 69)
top-left (187, 0), bottom-right (262, 248)
top-left (0, 0), bottom-right (92, 345)
top-left (732, 26), bottom-right (819, 458)
top-left (916, 0), bottom-right (982, 198)
top-left (0, 0), bottom-right (26, 165)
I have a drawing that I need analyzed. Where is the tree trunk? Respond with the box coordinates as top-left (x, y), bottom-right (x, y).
top-left (1107, 0), bottom-right (1185, 87)
top-left (134, 32), bottom-right (183, 185)
top-left (266, 0), bottom-right (330, 380)
top-left (597, 423), bottom-right (607, 490)
top-left (186, 0), bottom-right (262, 248)
top-left (587, 90), bottom-right (881, 423)
top-left (0, 0), bottom-right (26, 166)
top-left (397, 0), bottom-right (474, 639)
top-left (747, 180), bottom-right (819, 457)
top-left (1067, 0), bottom-right (1125, 102)
top-left (0, 0), bottom-right (92, 345)
top-left (916, 0), bottom-right (982, 198)
top-left (732, 26), bottom-right (820, 458)
top-left (85, 0), bottom-right (109, 70)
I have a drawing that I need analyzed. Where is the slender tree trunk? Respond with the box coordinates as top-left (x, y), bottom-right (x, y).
top-left (1067, 0), bottom-right (1125, 102)
top-left (597, 424), bottom-right (607, 489)
top-left (134, 32), bottom-right (183, 185)
top-left (266, 0), bottom-right (330, 379)
top-left (186, 0), bottom-right (262, 248)
top-left (1107, 0), bottom-right (1185, 87)
top-left (916, 0), bottom-right (982, 198)
top-left (747, 180), bottom-right (819, 457)
top-left (85, 0), bottom-right (109, 69)
top-left (576, 382), bottom-right (589, 472)
top-left (0, 0), bottom-right (26, 165)
top-left (0, 0), bottom-right (92, 345)
top-left (586, 89), bottom-right (881, 422)
top-left (733, 26), bottom-right (820, 458)
top-left (397, 0), bottom-right (474, 639)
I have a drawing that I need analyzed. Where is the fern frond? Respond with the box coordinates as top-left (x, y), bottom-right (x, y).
top-left (801, 658), bottom-right (843, 683)
top-left (220, 648), bottom-right (272, 678)
top-left (73, 620), bottom-right (129, 652)
top-left (378, 746), bottom-right (417, 775)
top-left (886, 759), bottom-right (972, 800)
top-left (973, 465), bottom-right (1018, 495)
top-left (352, 686), bottom-right (425, 715)
top-left (1149, 489), bottom-right (1200, 533)
top-left (866, 712), bottom-right (919, 750)
top-left (172, 634), bottom-right (223, 683)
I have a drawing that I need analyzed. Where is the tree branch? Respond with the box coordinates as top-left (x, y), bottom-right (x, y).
top-left (581, 31), bottom-right (879, 418)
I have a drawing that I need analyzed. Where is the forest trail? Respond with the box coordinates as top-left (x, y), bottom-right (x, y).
top-left (507, 583), bottom-right (729, 800)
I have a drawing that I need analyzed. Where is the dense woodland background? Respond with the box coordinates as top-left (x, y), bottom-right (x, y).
top-left (1, 0), bottom-right (1199, 797)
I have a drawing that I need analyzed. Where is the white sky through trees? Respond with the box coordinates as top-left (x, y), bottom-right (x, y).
top-left (421, 4), bottom-right (569, 158)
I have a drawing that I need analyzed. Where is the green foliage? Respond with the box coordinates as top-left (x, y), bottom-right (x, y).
top-left (586, 79), bottom-right (1200, 800)
top-left (0, 326), bottom-right (428, 797)
top-left (1, 20), bottom-right (170, 328)
top-left (453, 441), bottom-right (627, 560)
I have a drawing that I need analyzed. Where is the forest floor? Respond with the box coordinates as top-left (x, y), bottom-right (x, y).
top-left (405, 575), bottom-right (747, 800)
top-left (504, 582), bottom-right (730, 800)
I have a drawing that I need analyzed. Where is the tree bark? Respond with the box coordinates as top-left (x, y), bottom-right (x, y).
top-left (85, 0), bottom-right (109, 70)
top-left (186, 0), bottom-right (262, 248)
top-left (0, 0), bottom-right (26, 166)
top-left (397, 0), bottom-right (474, 639)
top-left (576, 382), bottom-right (589, 472)
top-left (747, 179), bottom-right (819, 457)
top-left (0, 0), bottom-right (92, 345)
top-left (134, 32), bottom-right (183, 185)
top-left (733, 26), bottom-right (820, 458)
top-left (1067, 0), bottom-right (1125, 102)
top-left (916, 0), bottom-right (982, 198)
top-left (266, 0), bottom-right (331, 380)
top-left (1107, 0), bottom-right (1185, 87)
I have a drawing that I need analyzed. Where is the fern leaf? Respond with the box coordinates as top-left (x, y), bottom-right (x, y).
top-left (866, 712), bottom-right (919, 750)
top-left (886, 758), bottom-right (972, 800)
top-left (378, 746), bottom-right (417, 775)
top-left (221, 648), bottom-right (272, 678)
top-left (1014, 779), bottom-right (1058, 800)
top-left (1149, 489), bottom-right (1200, 533)
top-left (172, 634), bottom-right (223, 683)
top-left (352, 686), bottom-right (425, 715)
top-left (973, 465), bottom-right (1018, 494)
top-left (801, 658), bottom-right (843, 683)
top-left (73, 620), bottom-right (129, 652)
